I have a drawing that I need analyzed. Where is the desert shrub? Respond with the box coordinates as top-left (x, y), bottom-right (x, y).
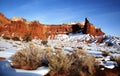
top-left (12, 37), bottom-right (20, 41)
top-left (45, 48), bottom-right (98, 76)
top-left (2, 36), bottom-right (10, 40)
top-left (11, 43), bottom-right (43, 70)
top-left (54, 45), bottom-right (62, 50)
top-left (41, 47), bottom-right (53, 67)
top-left (69, 49), bottom-right (97, 76)
top-left (44, 47), bottom-right (53, 52)
top-left (41, 40), bottom-right (48, 46)
top-left (110, 56), bottom-right (120, 66)
top-left (102, 50), bottom-right (109, 57)
top-left (46, 50), bottom-right (73, 76)
top-left (77, 46), bottom-right (83, 49)
top-left (74, 48), bottom-right (87, 55)
top-left (116, 57), bottom-right (120, 66)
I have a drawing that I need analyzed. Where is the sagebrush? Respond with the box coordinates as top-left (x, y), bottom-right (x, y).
top-left (111, 56), bottom-right (120, 66)
top-left (46, 50), bottom-right (73, 76)
top-left (11, 43), bottom-right (43, 70)
top-left (69, 49), bottom-right (97, 76)
top-left (45, 48), bottom-right (98, 76)
top-left (11, 43), bottom-right (98, 75)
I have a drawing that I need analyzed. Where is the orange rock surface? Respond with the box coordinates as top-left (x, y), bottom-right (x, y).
top-left (83, 18), bottom-right (104, 36)
top-left (0, 13), bottom-right (104, 41)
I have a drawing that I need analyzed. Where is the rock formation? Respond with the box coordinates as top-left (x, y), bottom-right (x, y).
top-left (0, 13), bottom-right (10, 26)
top-left (83, 18), bottom-right (104, 36)
top-left (0, 13), bottom-right (105, 42)
top-left (11, 17), bottom-right (26, 22)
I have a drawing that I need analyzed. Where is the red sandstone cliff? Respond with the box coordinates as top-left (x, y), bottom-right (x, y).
top-left (0, 13), bottom-right (104, 41)
top-left (83, 18), bottom-right (104, 36)
top-left (0, 13), bottom-right (10, 26)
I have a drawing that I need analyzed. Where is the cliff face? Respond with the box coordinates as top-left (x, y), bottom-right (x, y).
top-left (0, 13), bottom-right (104, 41)
top-left (0, 21), bottom-right (28, 38)
top-left (0, 13), bottom-right (10, 26)
top-left (83, 18), bottom-right (104, 36)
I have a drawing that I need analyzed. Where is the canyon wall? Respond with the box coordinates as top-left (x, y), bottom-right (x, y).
top-left (83, 18), bottom-right (104, 36)
top-left (0, 13), bottom-right (104, 41)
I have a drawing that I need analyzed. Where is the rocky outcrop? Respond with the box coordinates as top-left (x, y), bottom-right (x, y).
top-left (83, 18), bottom-right (104, 36)
top-left (83, 18), bottom-right (105, 43)
top-left (11, 17), bottom-right (26, 22)
top-left (0, 13), bottom-right (104, 42)
top-left (0, 21), bottom-right (28, 38)
top-left (0, 13), bottom-right (10, 26)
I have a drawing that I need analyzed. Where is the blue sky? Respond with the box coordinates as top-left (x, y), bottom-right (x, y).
top-left (0, 0), bottom-right (120, 37)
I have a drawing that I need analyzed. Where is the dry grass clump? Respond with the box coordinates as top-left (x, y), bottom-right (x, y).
top-left (110, 56), bottom-right (120, 66)
top-left (69, 49), bottom-right (97, 76)
top-left (45, 48), bottom-right (98, 76)
top-left (76, 46), bottom-right (83, 49)
top-left (74, 48), bottom-right (87, 55)
top-left (54, 45), bottom-right (62, 50)
top-left (116, 56), bottom-right (120, 66)
top-left (46, 50), bottom-right (73, 76)
top-left (11, 43), bottom-right (43, 70)
top-left (44, 46), bottom-right (53, 52)
top-left (102, 50), bottom-right (109, 57)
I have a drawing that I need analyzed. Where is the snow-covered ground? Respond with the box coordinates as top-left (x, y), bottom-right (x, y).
top-left (0, 38), bottom-right (50, 76)
top-left (0, 60), bottom-right (49, 76)
top-left (52, 34), bottom-right (120, 69)
top-left (0, 34), bottom-right (120, 76)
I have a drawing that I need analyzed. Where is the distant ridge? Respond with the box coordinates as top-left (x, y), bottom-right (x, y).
top-left (0, 12), bottom-right (104, 41)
